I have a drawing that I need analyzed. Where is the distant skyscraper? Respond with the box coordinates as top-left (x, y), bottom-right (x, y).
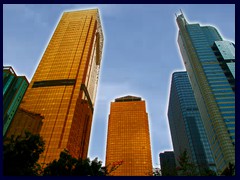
top-left (16, 9), bottom-right (104, 164)
top-left (168, 71), bottom-right (216, 173)
top-left (159, 151), bottom-right (177, 176)
top-left (106, 96), bottom-right (152, 176)
top-left (3, 66), bottom-right (29, 136)
top-left (176, 12), bottom-right (235, 172)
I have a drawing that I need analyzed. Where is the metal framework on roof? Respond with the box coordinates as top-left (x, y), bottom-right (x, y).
top-left (115, 95), bottom-right (142, 102)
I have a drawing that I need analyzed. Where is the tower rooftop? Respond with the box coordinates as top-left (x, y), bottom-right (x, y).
top-left (115, 95), bottom-right (142, 102)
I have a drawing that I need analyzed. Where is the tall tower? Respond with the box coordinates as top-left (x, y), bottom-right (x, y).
top-left (176, 12), bottom-right (235, 173)
top-left (106, 96), bottom-right (152, 176)
top-left (168, 71), bottom-right (216, 174)
top-left (17, 9), bottom-right (104, 164)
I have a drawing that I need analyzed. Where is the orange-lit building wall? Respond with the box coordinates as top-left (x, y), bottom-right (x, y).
top-left (5, 108), bottom-right (43, 138)
top-left (106, 96), bottom-right (153, 176)
top-left (18, 9), bottom-right (104, 165)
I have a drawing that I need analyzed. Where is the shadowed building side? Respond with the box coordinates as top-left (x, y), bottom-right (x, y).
top-left (168, 71), bottom-right (216, 174)
top-left (5, 108), bottom-right (43, 138)
top-left (159, 151), bottom-right (177, 176)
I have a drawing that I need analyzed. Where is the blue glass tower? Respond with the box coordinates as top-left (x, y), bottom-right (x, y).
top-left (3, 66), bottom-right (29, 136)
top-left (168, 71), bottom-right (216, 174)
top-left (176, 13), bottom-right (235, 173)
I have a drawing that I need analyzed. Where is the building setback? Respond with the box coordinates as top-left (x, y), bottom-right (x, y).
top-left (3, 66), bottom-right (29, 136)
top-left (159, 151), bottom-right (177, 176)
top-left (106, 96), bottom-right (152, 176)
top-left (168, 71), bottom-right (216, 174)
top-left (15, 9), bottom-right (104, 164)
top-left (176, 12), bottom-right (235, 173)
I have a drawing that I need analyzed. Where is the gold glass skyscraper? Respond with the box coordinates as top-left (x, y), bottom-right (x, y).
top-left (106, 96), bottom-right (152, 176)
top-left (17, 9), bottom-right (104, 164)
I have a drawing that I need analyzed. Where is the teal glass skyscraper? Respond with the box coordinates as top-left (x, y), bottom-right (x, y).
top-left (168, 71), bottom-right (216, 174)
top-left (176, 12), bottom-right (235, 173)
top-left (3, 66), bottom-right (29, 136)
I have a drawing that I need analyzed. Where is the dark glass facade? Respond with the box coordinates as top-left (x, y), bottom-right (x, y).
top-left (168, 71), bottom-right (216, 173)
top-left (159, 151), bottom-right (177, 176)
top-left (176, 13), bottom-right (235, 173)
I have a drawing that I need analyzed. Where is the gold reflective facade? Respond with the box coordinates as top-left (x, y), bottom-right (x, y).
top-left (5, 108), bottom-right (43, 138)
top-left (18, 9), bottom-right (104, 164)
top-left (106, 96), bottom-right (152, 176)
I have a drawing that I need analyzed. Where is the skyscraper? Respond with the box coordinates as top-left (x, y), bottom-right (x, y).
top-left (176, 12), bottom-right (235, 172)
top-left (105, 96), bottom-right (152, 176)
top-left (168, 71), bottom-right (216, 174)
top-left (16, 9), bottom-right (104, 164)
top-left (3, 66), bottom-right (29, 136)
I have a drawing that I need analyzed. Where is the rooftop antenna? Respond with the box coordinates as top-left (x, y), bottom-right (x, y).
top-left (180, 9), bottom-right (183, 15)
top-left (178, 9), bottom-right (188, 24)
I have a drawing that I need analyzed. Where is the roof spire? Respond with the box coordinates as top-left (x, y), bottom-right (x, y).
top-left (176, 9), bottom-right (188, 25)
top-left (180, 9), bottom-right (183, 15)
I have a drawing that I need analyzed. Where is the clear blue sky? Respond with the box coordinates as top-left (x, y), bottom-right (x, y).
top-left (3, 4), bottom-right (235, 168)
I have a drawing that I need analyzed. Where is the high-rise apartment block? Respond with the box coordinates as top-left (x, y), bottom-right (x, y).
top-left (159, 151), bottom-right (177, 176)
top-left (3, 66), bottom-right (29, 136)
top-left (16, 9), bottom-right (104, 164)
top-left (168, 71), bottom-right (216, 173)
top-left (176, 13), bottom-right (235, 172)
top-left (106, 96), bottom-right (152, 176)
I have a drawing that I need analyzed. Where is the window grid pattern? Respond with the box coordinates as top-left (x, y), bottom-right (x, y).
top-left (176, 15), bottom-right (235, 172)
top-left (168, 72), bottom-right (216, 173)
top-left (187, 25), bottom-right (235, 169)
top-left (17, 9), bottom-right (104, 164)
top-left (106, 99), bottom-right (152, 176)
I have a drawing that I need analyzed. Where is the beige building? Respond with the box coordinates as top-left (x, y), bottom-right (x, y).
top-left (17, 9), bottom-right (104, 165)
top-left (106, 96), bottom-right (152, 176)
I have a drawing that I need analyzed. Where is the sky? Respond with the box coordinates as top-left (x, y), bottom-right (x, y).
top-left (3, 4), bottom-right (235, 168)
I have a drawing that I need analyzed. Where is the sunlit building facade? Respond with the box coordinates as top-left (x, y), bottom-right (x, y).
top-left (176, 13), bottom-right (235, 173)
top-left (3, 66), bottom-right (29, 136)
top-left (17, 9), bottom-right (104, 164)
top-left (168, 71), bottom-right (216, 174)
top-left (106, 96), bottom-right (152, 176)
